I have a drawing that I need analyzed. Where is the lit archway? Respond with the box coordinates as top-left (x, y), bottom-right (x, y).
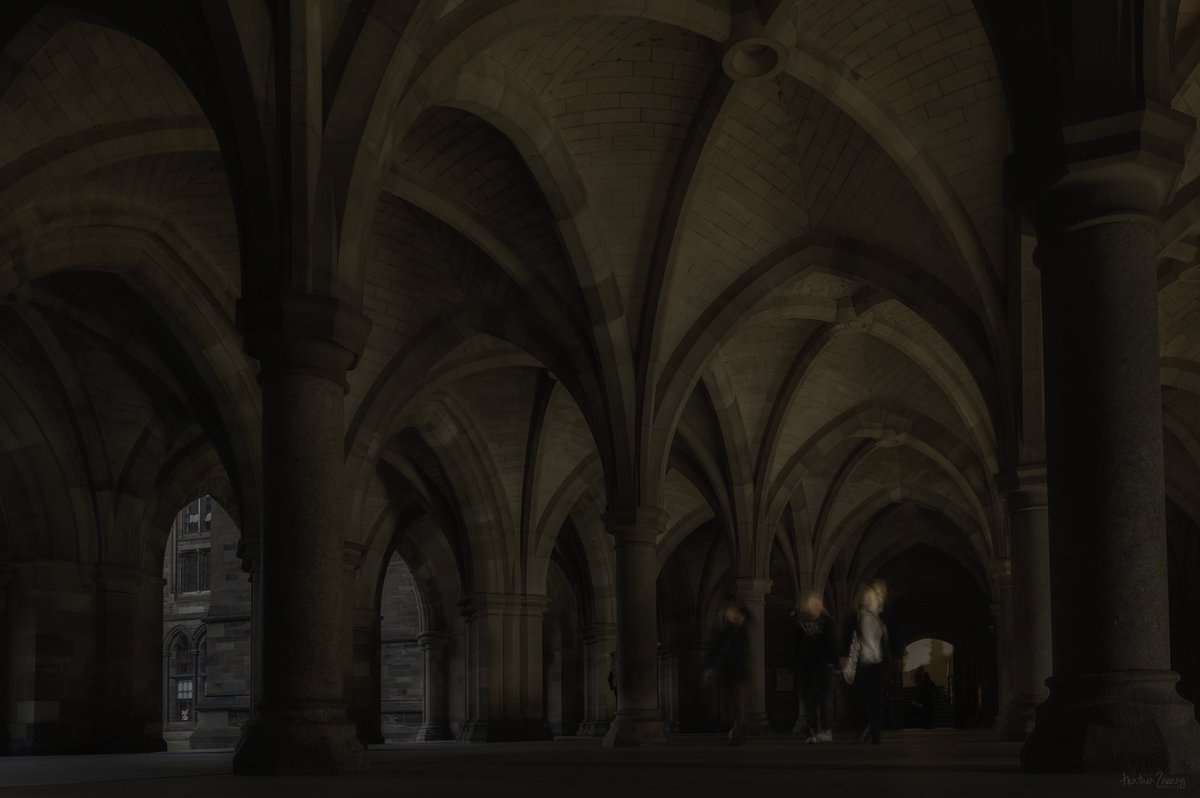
top-left (160, 496), bottom-right (250, 750)
top-left (379, 551), bottom-right (425, 742)
top-left (902, 638), bottom-right (954, 729)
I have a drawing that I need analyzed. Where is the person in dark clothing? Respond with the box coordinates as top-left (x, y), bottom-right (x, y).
top-left (704, 601), bottom-right (751, 744)
top-left (795, 593), bottom-right (837, 743)
top-left (917, 667), bottom-right (937, 728)
top-left (607, 651), bottom-right (618, 703)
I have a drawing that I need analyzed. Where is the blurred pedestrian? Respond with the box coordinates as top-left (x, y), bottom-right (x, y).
top-left (841, 584), bottom-right (888, 744)
top-left (795, 593), bottom-right (836, 743)
top-left (704, 600), bottom-right (751, 745)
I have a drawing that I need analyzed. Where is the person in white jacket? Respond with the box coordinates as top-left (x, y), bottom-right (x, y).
top-left (842, 584), bottom-right (889, 744)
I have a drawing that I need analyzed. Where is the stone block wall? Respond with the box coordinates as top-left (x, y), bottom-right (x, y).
top-left (5, 561), bottom-right (96, 753)
top-left (379, 554), bottom-right (423, 741)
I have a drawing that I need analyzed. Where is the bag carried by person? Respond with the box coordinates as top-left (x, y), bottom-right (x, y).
top-left (843, 632), bottom-right (861, 685)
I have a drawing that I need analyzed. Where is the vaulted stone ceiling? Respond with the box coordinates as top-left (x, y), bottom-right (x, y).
top-left (0, 0), bottom-right (1197, 618)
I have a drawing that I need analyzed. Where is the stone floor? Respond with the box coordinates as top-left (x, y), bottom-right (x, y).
top-left (0, 730), bottom-right (1195, 798)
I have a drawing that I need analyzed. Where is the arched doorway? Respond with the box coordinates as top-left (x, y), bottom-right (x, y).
top-left (878, 545), bottom-right (997, 729)
top-left (379, 551), bottom-right (425, 742)
top-left (160, 496), bottom-right (250, 750)
top-left (901, 638), bottom-right (954, 727)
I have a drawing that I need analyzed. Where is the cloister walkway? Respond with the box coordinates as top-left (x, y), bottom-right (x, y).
top-left (1, 730), bottom-right (1189, 798)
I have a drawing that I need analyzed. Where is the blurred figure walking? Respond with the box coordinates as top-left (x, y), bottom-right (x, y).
top-left (795, 593), bottom-right (836, 743)
top-left (704, 600), bottom-right (751, 745)
top-left (841, 583), bottom-right (889, 744)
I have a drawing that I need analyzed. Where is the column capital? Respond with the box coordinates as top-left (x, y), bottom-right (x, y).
top-left (237, 295), bottom-right (371, 387)
top-left (95, 563), bottom-right (150, 594)
top-left (603, 507), bottom-right (669, 535)
top-left (734, 577), bottom-right (773, 602)
top-left (416, 630), bottom-right (451, 653)
top-left (604, 507), bottom-right (666, 550)
top-left (989, 557), bottom-right (1012, 584)
top-left (350, 606), bottom-right (378, 631)
top-left (236, 534), bottom-right (262, 577)
top-left (458, 592), bottom-right (548, 619)
top-left (1010, 102), bottom-right (1193, 240)
top-left (996, 463), bottom-right (1048, 511)
top-left (579, 622), bottom-right (617, 645)
top-left (342, 541), bottom-right (367, 572)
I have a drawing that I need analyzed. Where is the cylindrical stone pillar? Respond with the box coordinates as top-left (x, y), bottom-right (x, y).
top-left (998, 467), bottom-right (1052, 740)
top-left (93, 565), bottom-right (164, 753)
top-left (1021, 217), bottom-right (1200, 771)
top-left (416, 631), bottom-right (452, 740)
top-left (735, 577), bottom-right (772, 735)
top-left (576, 623), bottom-right (616, 737)
top-left (232, 297), bottom-right (370, 774)
top-left (989, 559), bottom-right (1014, 733)
top-left (602, 508), bottom-right (667, 747)
top-left (515, 596), bottom-right (551, 740)
top-left (0, 563), bottom-right (8, 755)
top-left (344, 603), bottom-right (383, 746)
top-left (456, 594), bottom-right (550, 742)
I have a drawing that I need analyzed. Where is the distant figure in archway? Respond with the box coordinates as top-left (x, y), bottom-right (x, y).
top-left (795, 593), bottom-right (836, 743)
top-left (704, 600), bottom-right (751, 745)
top-left (916, 666), bottom-right (937, 728)
top-left (608, 651), bottom-right (618, 703)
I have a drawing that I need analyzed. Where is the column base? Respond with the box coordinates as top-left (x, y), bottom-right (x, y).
top-left (188, 728), bottom-right (243, 750)
top-left (347, 707), bottom-right (384, 746)
top-left (191, 701), bottom-right (251, 750)
top-left (1021, 672), bottom-right (1200, 773)
top-left (232, 707), bottom-right (367, 774)
top-left (7, 723), bottom-right (85, 755)
top-left (602, 711), bottom-right (666, 747)
top-left (415, 722), bottom-right (454, 741)
top-left (742, 712), bottom-right (771, 736)
top-left (457, 719), bottom-right (552, 742)
top-left (575, 719), bottom-right (612, 737)
top-left (996, 696), bottom-right (1039, 741)
top-left (90, 721), bottom-right (166, 754)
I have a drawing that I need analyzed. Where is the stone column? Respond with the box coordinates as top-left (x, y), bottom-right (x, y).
top-left (345, 604), bottom-right (383, 746)
top-left (997, 466), bottom-right (1052, 740)
top-left (7, 561), bottom-right (95, 753)
top-left (457, 593), bottom-right (551, 742)
top-left (1018, 108), bottom-right (1200, 773)
top-left (989, 559), bottom-right (1014, 732)
top-left (0, 563), bottom-right (8, 754)
top-left (735, 577), bottom-right (772, 735)
top-left (603, 508), bottom-right (667, 747)
top-left (416, 631), bottom-right (452, 740)
top-left (657, 642), bottom-right (706, 733)
top-left (93, 565), bottom-right (163, 753)
top-left (576, 622), bottom-right (616, 737)
top-left (232, 296), bottom-right (370, 774)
